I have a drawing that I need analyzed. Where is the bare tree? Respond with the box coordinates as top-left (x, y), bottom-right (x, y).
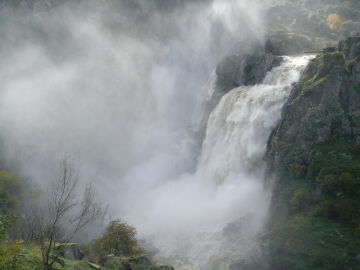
top-left (33, 160), bottom-right (102, 270)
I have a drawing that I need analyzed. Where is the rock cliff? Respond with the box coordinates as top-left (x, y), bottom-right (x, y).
top-left (264, 36), bottom-right (360, 270)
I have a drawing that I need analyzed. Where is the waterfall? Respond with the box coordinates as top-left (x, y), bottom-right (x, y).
top-left (148, 55), bottom-right (314, 270)
top-left (0, 2), bottom-right (322, 270)
top-left (199, 55), bottom-right (314, 184)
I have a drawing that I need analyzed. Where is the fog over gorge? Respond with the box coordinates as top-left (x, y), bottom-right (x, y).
top-left (0, 0), bottom-right (270, 266)
top-left (0, 0), bottom-right (267, 192)
top-left (1, 0), bottom-right (359, 269)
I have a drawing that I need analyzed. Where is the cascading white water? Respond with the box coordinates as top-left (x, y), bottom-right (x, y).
top-left (145, 55), bottom-right (314, 270)
top-left (199, 55), bottom-right (314, 182)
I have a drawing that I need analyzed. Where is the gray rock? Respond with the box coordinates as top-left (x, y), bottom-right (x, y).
top-left (267, 36), bottom-right (360, 172)
top-left (215, 52), bottom-right (282, 92)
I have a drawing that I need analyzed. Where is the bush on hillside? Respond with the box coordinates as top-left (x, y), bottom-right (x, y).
top-left (85, 220), bottom-right (144, 264)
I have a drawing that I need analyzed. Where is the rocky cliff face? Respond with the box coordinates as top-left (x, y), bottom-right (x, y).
top-left (264, 37), bottom-right (360, 270)
top-left (215, 53), bottom-right (282, 92)
top-left (267, 36), bottom-right (360, 171)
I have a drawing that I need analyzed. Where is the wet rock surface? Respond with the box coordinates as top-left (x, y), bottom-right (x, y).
top-left (215, 53), bottom-right (282, 92)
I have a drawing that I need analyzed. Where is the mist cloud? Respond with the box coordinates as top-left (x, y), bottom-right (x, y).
top-left (0, 0), bottom-right (270, 268)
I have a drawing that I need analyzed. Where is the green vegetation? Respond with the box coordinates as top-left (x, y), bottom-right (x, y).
top-left (0, 214), bottom-right (24, 270)
top-left (269, 216), bottom-right (360, 270)
top-left (289, 188), bottom-right (312, 211)
top-left (0, 166), bottom-right (169, 270)
top-left (84, 220), bottom-right (144, 265)
top-left (0, 217), bottom-right (169, 270)
top-left (270, 137), bottom-right (360, 268)
top-left (311, 121), bottom-right (326, 128)
top-left (266, 37), bottom-right (360, 270)
top-left (0, 172), bottom-right (23, 214)
top-left (99, 220), bottom-right (144, 257)
top-left (17, 245), bottom-right (92, 270)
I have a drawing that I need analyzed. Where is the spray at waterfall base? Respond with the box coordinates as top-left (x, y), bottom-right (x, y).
top-left (116, 55), bottom-right (314, 269)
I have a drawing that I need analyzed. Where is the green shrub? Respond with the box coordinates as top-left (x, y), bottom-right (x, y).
top-left (0, 243), bottom-right (23, 270)
top-left (85, 220), bottom-right (144, 264)
top-left (289, 163), bottom-right (307, 178)
top-left (290, 188), bottom-right (312, 211)
top-left (318, 174), bottom-right (340, 195)
top-left (339, 172), bottom-right (357, 194)
top-left (333, 199), bottom-right (355, 222)
top-left (0, 214), bottom-right (17, 241)
top-left (318, 171), bottom-right (358, 197)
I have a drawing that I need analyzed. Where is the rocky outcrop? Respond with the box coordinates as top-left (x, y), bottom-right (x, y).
top-left (264, 36), bottom-right (360, 270)
top-left (215, 53), bottom-right (282, 92)
top-left (197, 51), bottom-right (282, 152)
top-left (267, 36), bottom-right (360, 173)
